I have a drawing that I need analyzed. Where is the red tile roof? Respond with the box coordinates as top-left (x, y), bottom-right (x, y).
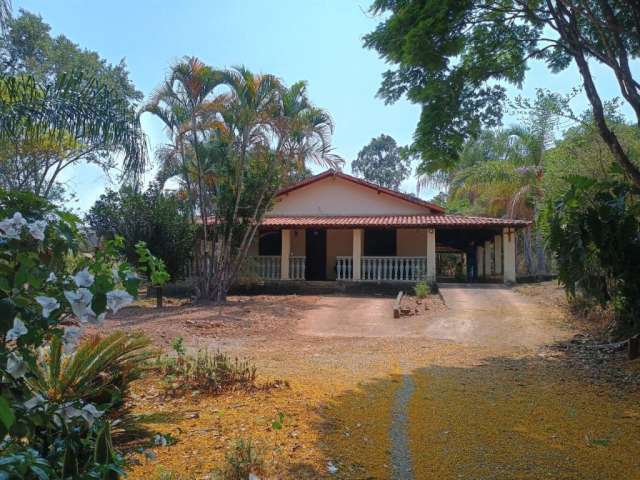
top-left (258, 215), bottom-right (530, 229)
top-left (276, 170), bottom-right (446, 213)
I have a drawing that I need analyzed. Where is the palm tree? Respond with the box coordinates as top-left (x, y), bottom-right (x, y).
top-left (419, 125), bottom-right (550, 274)
top-left (0, 73), bottom-right (148, 187)
top-left (145, 61), bottom-right (341, 301)
top-left (143, 57), bottom-right (225, 296)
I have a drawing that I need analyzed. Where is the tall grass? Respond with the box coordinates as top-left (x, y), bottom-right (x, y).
top-left (157, 340), bottom-right (257, 394)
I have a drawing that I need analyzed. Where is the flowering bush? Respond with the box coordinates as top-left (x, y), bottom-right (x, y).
top-left (0, 191), bottom-right (158, 478)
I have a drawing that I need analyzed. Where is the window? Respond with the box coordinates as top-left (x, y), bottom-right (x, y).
top-left (364, 229), bottom-right (396, 256)
top-left (258, 231), bottom-right (281, 255)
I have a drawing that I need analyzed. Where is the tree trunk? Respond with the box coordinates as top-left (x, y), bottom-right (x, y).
top-left (156, 286), bottom-right (163, 308)
top-left (549, 0), bottom-right (640, 187)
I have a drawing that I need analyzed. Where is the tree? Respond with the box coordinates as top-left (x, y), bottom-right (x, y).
top-left (86, 185), bottom-right (195, 280)
top-left (364, 0), bottom-right (640, 187)
top-left (352, 134), bottom-right (410, 190)
top-left (0, 11), bottom-right (146, 198)
top-left (144, 60), bottom-right (341, 301)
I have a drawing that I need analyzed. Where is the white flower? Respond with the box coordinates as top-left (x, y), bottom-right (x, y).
top-left (47, 272), bottom-right (57, 283)
top-left (62, 326), bottom-right (82, 353)
top-left (5, 317), bottom-right (28, 342)
top-left (64, 288), bottom-right (94, 321)
top-left (27, 220), bottom-right (47, 241)
top-left (106, 289), bottom-right (134, 314)
top-left (35, 296), bottom-right (60, 318)
top-left (80, 403), bottom-right (103, 426)
top-left (54, 403), bottom-right (83, 427)
top-left (54, 402), bottom-right (103, 427)
top-left (0, 212), bottom-right (26, 240)
top-left (153, 434), bottom-right (168, 447)
top-left (7, 352), bottom-right (27, 378)
top-left (111, 267), bottom-right (120, 283)
top-left (73, 268), bottom-right (94, 288)
top-left (82, 309), bottom-right (106, 325)
top-left (24, 394), bottom-right (46, 410)
top-left (45, 212), bottom-right (59, 223)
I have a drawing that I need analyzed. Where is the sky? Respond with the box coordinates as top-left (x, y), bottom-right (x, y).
top-left (11, 0), bottom-right (637, 211)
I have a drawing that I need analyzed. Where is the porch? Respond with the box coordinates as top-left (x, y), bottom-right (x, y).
top-left (246, 224), bottom-right (519, 284)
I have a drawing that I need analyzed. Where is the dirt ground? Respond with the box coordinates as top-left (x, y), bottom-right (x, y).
top-left (99, 283), bottom-right (640, 479)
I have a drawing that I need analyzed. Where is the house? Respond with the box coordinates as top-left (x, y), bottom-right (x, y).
top-left (243, 170), bottom-right (529, 285)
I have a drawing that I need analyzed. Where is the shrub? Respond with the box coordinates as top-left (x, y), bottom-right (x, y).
top-left (414, 281), bottom-right (429, 299)
top-left (28, 331), bottom-right (153, 406)
top-left (158, 340), bottom-right (257, 395)
top-left (544, 172), bottom-right (640, 335)
top-left (0, 191), bottom-right (163, 478)
top-left (221, 438), bottom-right (264, 480)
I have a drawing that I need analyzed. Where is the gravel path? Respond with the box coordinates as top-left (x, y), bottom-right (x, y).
top-left (390, 372), bottom-right (415, 479)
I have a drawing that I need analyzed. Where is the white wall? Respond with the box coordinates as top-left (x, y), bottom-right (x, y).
top-left (271, 176), bottom-right (435, 216)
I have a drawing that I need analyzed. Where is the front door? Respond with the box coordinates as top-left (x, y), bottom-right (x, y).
top-left (305, 229), bottom-right (326, 280)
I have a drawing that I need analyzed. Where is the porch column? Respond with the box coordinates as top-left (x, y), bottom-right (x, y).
top-left (476, 245), bottom-right (485, 278)
top-left (352, 228), bottom-right (363, 281)
top-left (494, 234), bottom-right (503, 275)
top-left (484, 240), bottom-right (492, 276)
top-left (503, 227), bottom-right (516, 284)
top-left (280, 229), bottom-right (291, 280)
top-left (426, 228), bottom-right (436, 283)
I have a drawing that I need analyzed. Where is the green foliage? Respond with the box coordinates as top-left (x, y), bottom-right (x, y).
top-left (364, 1), bottom-right (640, 184)
top-left (352, 134), bottom-right (410, 190)
top-left (28, 332), bottom-right (152, 406)
top-left (144, 59), bottom-right (341, 301)
top-left (135, 241), bottom-right (170, 287)
top-left (271, 412), bottom-right (285, 431)
top-left (414, 281), bottom-right (429, 299)
top-left (157, 343), bottom-right (257, 395)
top-left (0, 10), bottom-right (147, 197)
top-left (221, 438), bottom-right (264, 480)
top-left (0, 190), bottom-right (155, 478)
top-left (543, 171), bottom-right (640, 334)
top-left (87, 185), bottom-right (194, 280)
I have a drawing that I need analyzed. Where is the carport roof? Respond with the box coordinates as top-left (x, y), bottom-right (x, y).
top-left (259, 214), bottom-right (530, 229)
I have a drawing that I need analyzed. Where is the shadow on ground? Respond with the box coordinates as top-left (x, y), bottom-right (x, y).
top-left (295, 348), bottom-right (640, 480)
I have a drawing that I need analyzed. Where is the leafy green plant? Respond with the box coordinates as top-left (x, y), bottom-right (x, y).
top-left (157, 347), bottom-right (257, 395)
top-left (221, 438), bottom-right (264, 480)
top-left (28, 331), bottom-right (152, 406)
top-left (271, 412), bottom-right (285, 431)
top-left (0, 190), bottom-right (158, 478)
top-left (544, 170), bottom-right (640, 334)
top-left (414, 281), bottom-right (429, 299)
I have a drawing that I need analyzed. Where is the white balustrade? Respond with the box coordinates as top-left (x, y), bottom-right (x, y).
top-left (249, 256), bottom-right (281, 280)
top-left (336, 256), bottom-right (353, 280)
top-left (289, 256), bottom-right (306, 280)
top-left (361, 256), bottom-right (427, 281)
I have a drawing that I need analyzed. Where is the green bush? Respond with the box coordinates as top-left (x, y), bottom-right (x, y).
top-left (0, 190), bottom-right (161, 478)
top-left (414, 281), bottom-right (429, 299)
top-left (544, 171), bottom-right (640, 335)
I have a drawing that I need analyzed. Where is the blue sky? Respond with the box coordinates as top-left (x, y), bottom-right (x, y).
top-left (12, 0), bottom-right (635, 211)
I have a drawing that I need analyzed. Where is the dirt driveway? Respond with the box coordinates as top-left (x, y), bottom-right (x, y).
top-left (107, 284), bottom-right (640, 480)
top-left (298, 285), bottom-right (567, 348)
